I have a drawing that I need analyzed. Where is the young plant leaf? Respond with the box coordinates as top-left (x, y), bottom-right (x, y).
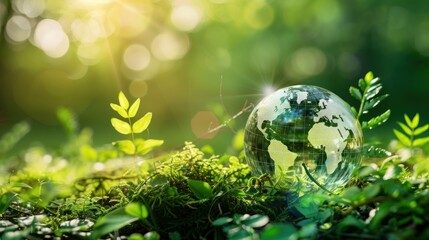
top-left (364, 145), bottom-right (392, 158)
top-left (413, 136), bottom-right (429, 147)
top-left (128, 99), bottom-right (140, 118)
top-left (404, 114), bottom-right (413, 128)
top-left (397, 122), bottom-right (412, 135)
top-left (125, 202), bottom-right (148, 220)
top-left (365, 83), bottom-right (382, 100)
top-left (260, 223), bottom-right (297, 240)
top-left (363, 94), bottom-right (388, 112)
top-left (242, 214), bottom-right (269, 228)
top-left (111, 118), bottom-right (132, 134)
top-left (365, 71), bottom-right (374, 83)
top-left (358, 78), bottom-right (366, 91)
top-left (411, 113), bottom-right (420, 129)
top-left (349, 87), bottom-right (362, 100)
top-left (0, 192), bottom-right (17, 215)
top-left (91, 207), bottom-right (138, 240)
top-left (187, 179), bottom-right (213, 200)
top-left (110, 103), bottom-right (128, 118)
top-left (213, 217), bottom-right (233, 226)
top-left (118, 91), bottom-right (130, 110)
top-left (414, 124), bottom-right (429, 136)
top-left (135, 139), bottom-right (164, 154)
top-left (133, 112), bottom-right (152, 134)
top-left (393, 129), bottom-right (412, 147)
top-left (364, 109), bottom-right (391, 129)
top-left (113, 140), bottom-right (135, 155)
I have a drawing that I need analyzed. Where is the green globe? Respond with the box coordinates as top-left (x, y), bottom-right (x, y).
top-left (244, 85), bottom-right (363, 194)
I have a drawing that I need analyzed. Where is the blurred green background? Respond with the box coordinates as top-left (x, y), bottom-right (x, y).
top-left (1, 0), bottom-right (429, 152)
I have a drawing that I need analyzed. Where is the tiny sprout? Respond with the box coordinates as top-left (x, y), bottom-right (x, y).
top-left (110, 91), bottom-right (163, 155)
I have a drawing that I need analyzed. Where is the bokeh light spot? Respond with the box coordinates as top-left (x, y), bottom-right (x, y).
top-left (191, 111), bottom-right (220, 139)
top-left (71, 18), bottom-right (102, 43)
top-left (244, 0), bottom-right (274, 30)
top-left (151, 32), bottom-right (189, 61)
top-left (289, 47), bottom-right (327, 77)
top-left (6, 15), bottom-right (32, 43)
top-left (129, 80), bottom-right (148, 98)
top-left (171, 5), bottom-right (203, 32)
top-left (337, 52), bottom-right (360, 74)
top-left (13, 0), bottom-right (45, 18)
top-left (78, 43), bottom-right (102, 65)
top-left (110, 3), bottom-right (151, 38)
top-left (123, 44), bottom-right (151, 71)
top-left (34, 19), bottom-right (69, 58)
top-left (415, 21), bottom-right (429, 57)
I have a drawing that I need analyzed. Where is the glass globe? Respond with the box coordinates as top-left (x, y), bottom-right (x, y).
top-left (244, 85), bottom-right (363, 194)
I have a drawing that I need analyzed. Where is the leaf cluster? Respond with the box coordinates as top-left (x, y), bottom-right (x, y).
top-left (110, 91), bottom-right (163, 155)
top-left (394, 113), bottom-right (429, 148)
top-left (349, 71), bottom-right (390, 129)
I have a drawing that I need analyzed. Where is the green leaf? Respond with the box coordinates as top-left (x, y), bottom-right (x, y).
top-left (393, 129), bottom-right (412, 147)
top-left (243, 214), bottom-right (269, 228)
top-left (128, 233), bottom-right (145, 240)
top-left (132, 112), bottom-right (152, 134)
top-left (110, 103), bottom-right (128, 118)
top-left (187, 179), bottom-right (213, 200)
top-left (337, 215), bottom-right (366, 232)
top-left (10, 182), bottom-right (32, 189)
top-left (125, 202), bottom-right (148, 220)
top-left (397, 122), bottom-right (412, 135)
top-left (119, 91), bottom-right (129, 110)
top-left (365, 83), bottom-right (382, 100)
top-left (143, 232), bottom-right (161, 240)
top-left (135, 139), bottom-right (164, 155)
top-left (212, 217), bottom-right (232, 226)
top-left (111, 118), bottom-right (132, 135)
top-left (56, 107), bottom-right (77, 135)
top-left (0, 192), bottom-right (17, 215)
top-left (349, 87), bottom-right (362, 100)
top-left (363, 94), bottom-right (388, 112)
top-left (260, 223), bottom-right (297, 240)
top-left (340, 186), bottom-right (361, 203)
top-left (413, 136), bottom-right (429, 147)
top-left (364, 71), bottom-right (374, 83)
top-left (411, 113), bottom-right (420, 129)
top-left (362, 184), bottom-right (380, 199)
top-left (365, 109), bottom-right (391, 129)
top-left (91, 207), bottom-right (138, 240)
top-left (404, 114), bottom-right (412, 127)
top-left (364, 145), bottom-right (391, 158)
top-left (113, 140), bottom-right (135, 155)
top-left (128, 99), bottom-right (140, 118)
top-left (358, 78), bottom-right (366, 91)
top-left (369, 77), bottom-right (380, 85)
top-left (414, 124), bottom-right (429, 136)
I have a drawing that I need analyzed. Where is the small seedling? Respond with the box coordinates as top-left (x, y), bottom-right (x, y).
top-left (110, 91), bottom-right (163, 155)
top-left (393, 113), bottom-right (429, 149)
top-left (349, 71), bottom-right (391, 129)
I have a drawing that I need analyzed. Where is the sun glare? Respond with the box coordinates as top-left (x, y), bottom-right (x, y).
top-left (262, 85), bottom-right (276, 97)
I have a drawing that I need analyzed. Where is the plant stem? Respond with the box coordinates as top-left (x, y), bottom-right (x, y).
top-left (356, 85), bottom-right (369, 123)
top-left (127, 117), bottom-right (137, 157)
